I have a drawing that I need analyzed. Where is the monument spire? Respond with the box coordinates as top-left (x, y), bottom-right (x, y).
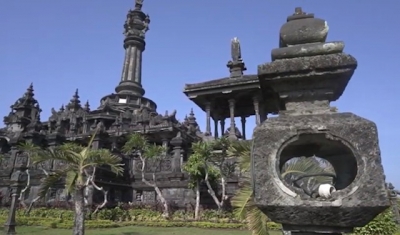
top-left (115, 0), bottom-right (150, 96)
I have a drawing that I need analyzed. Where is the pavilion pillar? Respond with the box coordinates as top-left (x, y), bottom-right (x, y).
top-left (228, 99), bottom-right (236, 139)
top-left (253, 96), bottom-right (261, 125)
top-left (170, 135), bottom-right (183, 173)
top-left (241, 116), bottom-right (246, 140)
top-left (220, 118), bottom-right (225, 136)
top-left (214, 118), bottom-right (219, 138)
top-left (205, 102), bottom-right (211, 135)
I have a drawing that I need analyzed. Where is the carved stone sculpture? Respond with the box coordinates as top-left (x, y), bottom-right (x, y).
top-left (252, 8), bottom-right (390, 235)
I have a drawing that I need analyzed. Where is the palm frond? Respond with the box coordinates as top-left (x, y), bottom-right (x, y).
top-left (228, 139), bottom-right (269, 235)
top-left (32, 147), bottom-right (78, 165)
top-left (85, 149), bottom-right (124, 175)
top-left (232, 183), bottom-right (253, 220)
top-left (80, 130), bottom-right (98, 160)
top-left (37, 169), bottom-right (67, 199)
top-left (58, 142), bottom-right (84, 153)
top-left (17, 142), bottom-right (42, 154)
top-left (227, 140), bottom-right (251, 172)
top-left (247, 205), bottom-right (269, 235)
top-left (281, 156), bottom-right (336, 184)
top-left (65, 170), bottom-right (78, 194)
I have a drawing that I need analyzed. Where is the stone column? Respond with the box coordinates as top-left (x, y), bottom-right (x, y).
top-left (170, 135), bottom-right (183, 173)
top-left (228, 99), bottom-right (236, 138)
top-left (115, 5), bottom-right (150, 96)
top-left (5, 167), bottom-right (27, 235)
top-left (220, 118), bottom-right (225, 136)
top-left (214, 118), bottom-right (219, 138)
top-left (253, 96), bottom-right (260, 125)
top-left (130, 155), bottom-right (138, 176)
top-left (82, 117), bottom-right (88, 134)
top-left (240, 116), bottom-right (246, 140)
top-left (161, 137), bottom-right (169, 149)
top-left (92, 135), bottom-right (103, 150)
top-left (205, 102), bottom-right (211, 135)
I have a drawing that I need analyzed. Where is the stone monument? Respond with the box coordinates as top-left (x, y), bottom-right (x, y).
top-left (251, 8), bottom-right (390, 234)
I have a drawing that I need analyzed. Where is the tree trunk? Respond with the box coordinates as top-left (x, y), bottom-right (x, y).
top-left (153, 183), bottom-right (169, 219)
top-left (141, 170), bottom-right (169, 219)
top-left (73, 188), bottom-right (85, 235)
top-left (140, 156), bottom-right (169, 219)
top-left (220, 177), bottom-right (227, 209)
top-left (204, 172), bottom-right (222, 210)
top-left (194, 179), bottom-right (200, 220)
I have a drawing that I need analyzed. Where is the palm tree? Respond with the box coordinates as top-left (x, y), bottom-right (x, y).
top-left (121, 133), bottom-right (169, 218)
top-left (230, 140), bottom-right (335, 235)
top-left (33, 131), bottom-right (124, 235)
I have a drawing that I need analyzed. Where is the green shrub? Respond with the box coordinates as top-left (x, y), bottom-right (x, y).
top-left (0, 206), bottom-right (396, 233)
top-left (354, 210), bottom-right (398, 235)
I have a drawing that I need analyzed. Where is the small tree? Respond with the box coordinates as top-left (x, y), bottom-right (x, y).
top-left (183, 148), bottom-right (219, 220)
top-left (13, 142), bottom-right (41, 209)
top-left (190, 138), bottom-right (235, 212)
top-left (183, 152), bottom-right (203, 220)
top-left (33, 132), bottom-right (124, 235)
top-left (122, 133), bottom-right (170, 218)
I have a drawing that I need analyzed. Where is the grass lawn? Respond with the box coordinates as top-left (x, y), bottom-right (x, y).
top-left (7, 226), bottom-right (282, 235)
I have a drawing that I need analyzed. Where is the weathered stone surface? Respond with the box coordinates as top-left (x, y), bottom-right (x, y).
top-left (259, 53), bottom-right (357, 76)
top-left (162, 188), bottom-right (195, 207)
top-left (251, 112), bottom-right (390, 229)
top-left (271, 41), bottom-right (344, 61)
top-left (258, 53), bottom-right (357, 106)
top-left (280, 8), bottom-right (328, 47)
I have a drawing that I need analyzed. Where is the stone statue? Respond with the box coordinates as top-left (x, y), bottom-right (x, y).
top-left (231, 37), bottom-right (241, 62)
top-left (142, 15), bottom-right (150, 35)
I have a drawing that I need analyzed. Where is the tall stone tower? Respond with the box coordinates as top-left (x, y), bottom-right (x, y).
top-left (100, 0), bottom-right (156, 112)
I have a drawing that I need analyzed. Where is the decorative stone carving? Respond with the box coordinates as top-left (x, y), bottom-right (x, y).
top-left (14, 151), bottom-right (28, 168)
top-left (123, 0), bottom-right (150, 39)
top-left (143, 191), bottom-right (155, 202)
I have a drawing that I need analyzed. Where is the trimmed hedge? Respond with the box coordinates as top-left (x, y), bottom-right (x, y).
top-left (0, 207), bottom-right (398, 234)
top-left (0, 216), bottom-right (281, 230)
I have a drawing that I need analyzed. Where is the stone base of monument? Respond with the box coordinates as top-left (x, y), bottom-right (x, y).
top-left (252, 112), bottom-right (389, 230)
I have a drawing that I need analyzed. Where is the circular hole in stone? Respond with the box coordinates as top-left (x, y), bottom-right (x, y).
top-left (278, 133), bottom-right (357, 194)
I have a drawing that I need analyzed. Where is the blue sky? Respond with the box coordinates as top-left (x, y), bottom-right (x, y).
top-left (1, 1), bottom-right (399, 187)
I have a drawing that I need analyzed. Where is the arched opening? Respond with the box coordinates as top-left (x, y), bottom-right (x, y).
top-left (278, 133), bottom-right (357, 194)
